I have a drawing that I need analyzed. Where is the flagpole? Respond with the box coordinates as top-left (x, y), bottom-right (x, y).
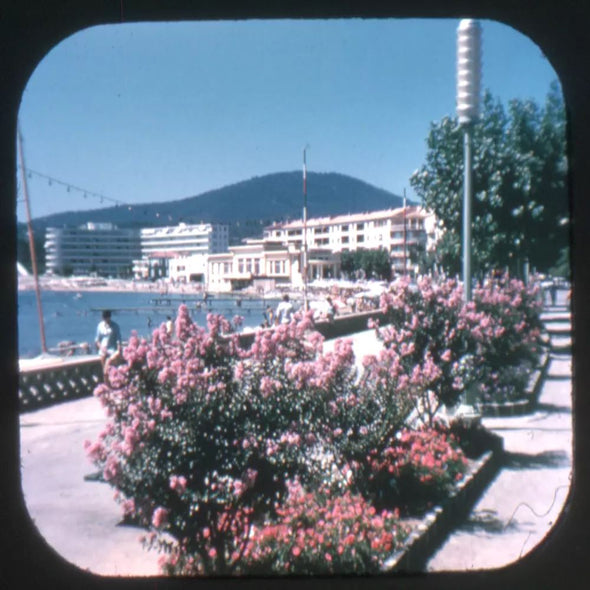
top-left (302, 146), bottom-right (309, 312)
top-left (18, 124), bottom-right (48, 354)
top-left (403, 188), bottom-right (407, 277)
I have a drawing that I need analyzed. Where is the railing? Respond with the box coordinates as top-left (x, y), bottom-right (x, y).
top-left (19, 355), bottom-right (103, 413)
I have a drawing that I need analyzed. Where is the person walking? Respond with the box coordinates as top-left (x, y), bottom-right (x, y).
top-left (275, 294), bottom-right (294, 324)
top-left (95, 310), bottom-right (122, 385)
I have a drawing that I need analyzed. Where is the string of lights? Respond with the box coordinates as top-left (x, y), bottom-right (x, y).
top-left (17, 166), bottom-right (134, 210)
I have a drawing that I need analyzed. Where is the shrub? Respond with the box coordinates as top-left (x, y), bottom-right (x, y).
top-left (377, 275), bottom-right (487, 418)
top-left (364, 425), bottom-right (469, 514)
top-left (377, 274), bottom-right (544, 413)
top-left (471, 274), bottom-right (544, 402)
top-left (237, 480), bottom-right (410, 576)
top-left (85, 305), bottom-right (414, 575)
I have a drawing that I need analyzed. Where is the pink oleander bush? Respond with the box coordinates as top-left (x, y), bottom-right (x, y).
top-left (364, 424), bottom-right (469, 514)
top-left (85, 305), bottom-right (415, 575)
top-left (377, 274), bottom-right (544, 413)
top-left (471, 274), bottom-right (544, 403)
top-left (236, 480), bottom-right (410, 576)
top-left (84, 272), bottom-right (540, 576)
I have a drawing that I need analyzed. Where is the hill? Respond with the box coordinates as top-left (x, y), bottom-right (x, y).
top-left (18, 172), bottom-right (409, 270)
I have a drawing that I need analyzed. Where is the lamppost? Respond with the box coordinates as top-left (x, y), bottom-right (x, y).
top-left (456, 19), bottom-right (482, 302)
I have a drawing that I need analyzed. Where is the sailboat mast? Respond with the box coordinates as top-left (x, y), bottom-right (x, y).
top-left (18, 125), bottom-right (48, 354)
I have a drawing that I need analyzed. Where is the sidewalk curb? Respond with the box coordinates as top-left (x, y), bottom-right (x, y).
top-left (385, 431), bottom-right (504, 572)
top-left (479, 346), bottom-right (551, 417)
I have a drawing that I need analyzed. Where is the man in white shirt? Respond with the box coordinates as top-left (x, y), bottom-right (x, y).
top-left (95, 309), bottom-right (122, 384)
top-left (275, 294), bottom-right (295, 324)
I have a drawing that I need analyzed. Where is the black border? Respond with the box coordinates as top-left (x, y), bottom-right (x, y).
top-left (1, 1), bottom-right (588, 589)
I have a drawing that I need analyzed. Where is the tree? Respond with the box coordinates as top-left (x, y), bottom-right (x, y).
top-left (340, 248), bottom-right (391, 281)
top-left (410, 82), bottom-right (568, 276)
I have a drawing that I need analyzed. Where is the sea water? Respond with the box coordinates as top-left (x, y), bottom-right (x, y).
top-left (17, 290), bottom-right (279, 359)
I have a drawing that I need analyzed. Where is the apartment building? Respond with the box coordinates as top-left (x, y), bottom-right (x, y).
top-left (44, 222), bottom-right (141, 277)
top-left (133, 222), bottom-right (229, 281)
top-left (263, 206), bottom-right (436, 274)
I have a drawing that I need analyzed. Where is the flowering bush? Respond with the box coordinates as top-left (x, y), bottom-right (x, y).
top-left (377, 274), bottom-right (544, 414)
top-left (471, 274), bottom-right (544, 403)
top-left (237, 480), bottom-right (410, 576)
top-left (363, 425), bottom-right (469, 514)
top-left (376, 275), bottom-right (487, 418)
top-left (84, 271), bottom-right (539, 576)
top-left (85, 305), bottom-right (414, 575)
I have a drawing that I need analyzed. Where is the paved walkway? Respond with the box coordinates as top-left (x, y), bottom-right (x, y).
top-left (427, 304), bottom-right (572, 571)
top-left (18, 301), bottom-right (573, 576)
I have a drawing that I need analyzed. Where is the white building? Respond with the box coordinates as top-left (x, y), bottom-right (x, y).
top-left (133, 222), bottom-right (229, 281)
top-left (207, 238), bottom-right (341, 293)
top-left (44, 222), bottom-right (141, 277)
top-left (207, 239), bottom-right (303, 293)
top-left (263, 206), bottom-right (436, 274)
top-left (168, 254), bottom-right (209, 284)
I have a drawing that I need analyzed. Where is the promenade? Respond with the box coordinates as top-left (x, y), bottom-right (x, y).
top-left (18, 297), bottom-right (573, 577)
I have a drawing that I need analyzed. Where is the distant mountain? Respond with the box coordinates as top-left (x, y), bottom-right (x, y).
top-left (18, 172), bottom-right (409, 270)
top-left (28, 171), bottom-right (406, 231)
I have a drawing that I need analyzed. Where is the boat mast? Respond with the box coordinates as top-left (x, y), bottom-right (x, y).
top-left (18, 124), bottom-right (48, 354)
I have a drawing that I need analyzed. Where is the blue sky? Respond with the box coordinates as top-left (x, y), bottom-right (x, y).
top-left (16, 18), bottom-right (560, 222)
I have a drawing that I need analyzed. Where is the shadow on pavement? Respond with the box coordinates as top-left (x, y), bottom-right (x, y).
top-left (458, 509), bottom-right (520, 535)
top-left (503, 450), bottom-right (570, 470)
top-left (534, 402), bottom-right (572, 415)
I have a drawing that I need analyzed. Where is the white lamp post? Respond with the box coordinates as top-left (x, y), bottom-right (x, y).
top-left (457, 19), bottom-right (482, 302)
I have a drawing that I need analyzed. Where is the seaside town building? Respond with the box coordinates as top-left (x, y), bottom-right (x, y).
top-left (43, 208), bottom-right (437, 288)
top-left (133, 223), bottom-right (229, 281)
top-left (207, 238), bottom-right (341, 293)
top-left (263, 205), bottom-right (436, 275)
top-left (44, 223), bottom-right (141, 277)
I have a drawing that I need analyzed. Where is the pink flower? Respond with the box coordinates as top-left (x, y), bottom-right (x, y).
top-left (151, 506), bottom-right (169, 529)
top-left (440, 348), bottom-right (452, 362)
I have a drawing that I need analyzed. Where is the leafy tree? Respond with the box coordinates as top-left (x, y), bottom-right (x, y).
top-left (410, 82), bottom-right (568, 276)
top-left (340, 248), bottom-right (391, 280)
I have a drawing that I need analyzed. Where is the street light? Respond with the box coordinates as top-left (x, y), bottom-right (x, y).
top-left (456, 18), bottom-right (482, 302)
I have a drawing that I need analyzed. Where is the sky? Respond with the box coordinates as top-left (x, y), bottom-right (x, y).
top-left (15, 18), bottom-right (560, 222)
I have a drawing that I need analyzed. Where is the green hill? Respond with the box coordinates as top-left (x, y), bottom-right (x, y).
top-left (18, 171), bottom-right (409, 270)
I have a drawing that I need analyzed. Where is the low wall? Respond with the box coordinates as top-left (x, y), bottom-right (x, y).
top-left (19, 356), bottom-right (103, 413)
top-left (19, 312), bottom-right (384, 413)
top-left (238, 309), bottom-right (385, 347)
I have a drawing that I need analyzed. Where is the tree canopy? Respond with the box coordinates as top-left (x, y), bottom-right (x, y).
top-left (410, 82), bottom-right (568, 277)
top-left (340, 248), bottom-right (392, 281)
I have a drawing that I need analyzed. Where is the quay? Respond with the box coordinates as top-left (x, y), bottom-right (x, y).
top-left (12, 297), bottom-right (576, 582)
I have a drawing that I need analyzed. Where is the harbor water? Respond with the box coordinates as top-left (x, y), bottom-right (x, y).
top-left (17, 290), bottom-right (280, 359)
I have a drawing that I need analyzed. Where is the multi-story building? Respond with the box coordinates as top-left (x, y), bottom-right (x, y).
top-left (207, 239), bottom-right (302, 293)
top-left (44, 222), bottom-right (141, 277)
top-left (263, 206), bottom-right (436, 274)
top-left (207, 239), bottom-right (340, 292)
top-left (133, 222), bottom-right (229, 281)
